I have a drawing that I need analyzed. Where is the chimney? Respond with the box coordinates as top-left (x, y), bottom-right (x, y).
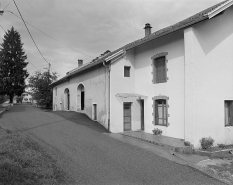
top-left (78, 59), bottom-right (83, 67)
top-left (144, 23), bottom-right (152, 37)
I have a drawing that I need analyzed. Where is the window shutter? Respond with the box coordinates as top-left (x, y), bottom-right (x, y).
top-left (154, 100), bottom-right (159, 125)
top-left (230, 102), bottom-right (233, 126)
top-left (155, 57), bottom-right (166, 83)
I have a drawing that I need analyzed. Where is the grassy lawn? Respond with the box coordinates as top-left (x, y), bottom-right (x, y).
top-left (0, 127), bottom-right (72, 185)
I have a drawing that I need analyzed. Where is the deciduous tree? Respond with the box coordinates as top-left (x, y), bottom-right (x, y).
top-left (28, 69), bottom-right (58, 108)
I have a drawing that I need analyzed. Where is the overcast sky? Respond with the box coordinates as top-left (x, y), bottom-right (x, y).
top-left (0, 0), bottom-right (223, 79)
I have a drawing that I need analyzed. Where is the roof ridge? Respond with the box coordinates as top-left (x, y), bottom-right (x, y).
top-left (123, 0), bottom-right (229, 50)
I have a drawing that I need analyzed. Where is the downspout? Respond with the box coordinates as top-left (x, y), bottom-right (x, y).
top-left (103, 50), bottom-right (126, 132)
top-left (103, 60), bottom-right (111, 132)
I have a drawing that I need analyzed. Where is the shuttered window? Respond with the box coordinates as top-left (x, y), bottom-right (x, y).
top-left (225, 101), bottom-right (233, 126)
top-left (154, 56), bottom-right (166, 83)
top-left (154, 99), bottom-right (167, 126)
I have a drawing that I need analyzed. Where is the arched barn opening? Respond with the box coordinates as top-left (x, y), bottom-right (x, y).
top-left (64, 88), bottom-right (70, 110)
top-left (77, 84), bottom-right (85, 111)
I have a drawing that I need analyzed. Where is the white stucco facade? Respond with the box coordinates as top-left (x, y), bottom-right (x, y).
top-left (184, 6), bottom-right (233, 148)
top-left (53, 65), bottom-right (109, 129)
top-left (109, 6), bottom-right (233, 148)
top-left (52, 2), bottom-right (233, 148)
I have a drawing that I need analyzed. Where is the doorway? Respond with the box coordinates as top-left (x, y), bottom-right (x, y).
top-left (93, 104), bottom-right (97, 120)
top-left (64, 88), bottom-right (70, 110)
top-left (81, 91), bottom-right (85, 110)
top-left (123, 103), bottom-right (131, 131)
top-left (77, 84), bottom-right (85, 111)
top-left (140, 100), bottom-right (144, 130)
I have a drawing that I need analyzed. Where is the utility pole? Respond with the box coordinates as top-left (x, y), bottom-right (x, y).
top-left (48, 63), bottom-right (51, 84)
top-left (48, 63), bottom-right (51, 75)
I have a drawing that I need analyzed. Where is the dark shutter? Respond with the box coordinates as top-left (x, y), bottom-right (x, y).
top-left (154, 100), bottom-right (159, 125)
top-left (155, 57), bottom-right (166, 83)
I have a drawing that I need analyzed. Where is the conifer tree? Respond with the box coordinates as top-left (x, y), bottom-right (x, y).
top-left (0, 27), bottom-right (29, 103)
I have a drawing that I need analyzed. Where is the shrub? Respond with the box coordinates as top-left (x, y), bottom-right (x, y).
top-left (200, 137), bottom-right (214, 150)
top-left (217, 144), bottom-right (229, 149)
top-left (184, 141), bottom-right (191, 146)
top-left (152, 128), bottom-right (162, 135)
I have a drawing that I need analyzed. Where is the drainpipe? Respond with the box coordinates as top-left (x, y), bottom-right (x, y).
top-left (103, 60), bottom-right (111, 132)
top-left (103, 50), bottom-right (126, 132)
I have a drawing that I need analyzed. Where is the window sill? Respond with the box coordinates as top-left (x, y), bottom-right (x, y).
top-left (153, 81), bottom-right (167, 84)
top-left (155, 124), bottom-right (168, 127)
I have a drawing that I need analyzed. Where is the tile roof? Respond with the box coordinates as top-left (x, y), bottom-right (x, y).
top-left (124, 0), bottom-right (229, 50)
top-left (51, 0), bottom-right (229, 87)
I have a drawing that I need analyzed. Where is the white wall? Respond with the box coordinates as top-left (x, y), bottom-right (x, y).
top-left (110, 49), bottom-right (136, 132)
top-left (134, 30), bottom-right (185, 139)
top-left (53, 65), bottom-right (109, 129)
top-left (110, 31), bottom-right (185, 138)
top-left (184, 6), bottom-right (233, 148)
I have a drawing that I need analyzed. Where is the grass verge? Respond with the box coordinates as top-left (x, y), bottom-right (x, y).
top-left (0, 127), bottom-right (72, 185)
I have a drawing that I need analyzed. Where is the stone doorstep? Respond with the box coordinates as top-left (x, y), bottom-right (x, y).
top-left (195, 149), bottom-right (233, 158)
top-left (120, 133), bottom-right (193, 154)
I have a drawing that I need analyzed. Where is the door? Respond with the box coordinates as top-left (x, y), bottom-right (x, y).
top-left (124, 103), bottom-right (131, 131)
top-left (93, 104), bottom-right (97, 120)
top-left (67, 93), bottom-right (70, 110)
top-left (140, 100), bottom-right (144, 130)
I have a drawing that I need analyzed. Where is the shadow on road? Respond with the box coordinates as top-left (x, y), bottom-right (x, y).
top-left (51, 111), bottom-right (109, 133)
top-left (9, 104), bottom-right (27, 112)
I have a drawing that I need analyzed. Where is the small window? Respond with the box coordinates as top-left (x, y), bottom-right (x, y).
top-left (124, 66), bottom-right (130, 77)
top-left (154, 99), bottom-right (167, 126)
top-left (225, 100), bottom-right (233, 126)
top-left (153, 56), bottom-right (166, 83)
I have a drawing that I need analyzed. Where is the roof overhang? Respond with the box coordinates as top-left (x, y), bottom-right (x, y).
top-left (206, 0), bottom-right (233, 19)
top-left (105, 49), bottom-right (125, 62)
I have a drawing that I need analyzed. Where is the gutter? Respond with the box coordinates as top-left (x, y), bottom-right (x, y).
top-left (206, 0), bottom-right (233, 19)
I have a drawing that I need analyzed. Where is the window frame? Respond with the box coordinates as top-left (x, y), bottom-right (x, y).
top-left (151, 52), bottom-right (168, 84)
top-left (152, 96), bottom-right (169, 127)
top-left (124, 66), bottom-right (131, 77)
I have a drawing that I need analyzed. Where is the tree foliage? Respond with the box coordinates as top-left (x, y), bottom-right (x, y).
top-left (28, 69), bottom-right (58, 108)
top-left (0, 27), bottom-right (29, 103)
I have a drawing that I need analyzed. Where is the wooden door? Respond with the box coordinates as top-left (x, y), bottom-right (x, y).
top-left (141, 100), bottom-right (144, 130)
top-left (93, 104), bottom-right (97, 120)
top-left (124, 103), bottom-right (131, 131)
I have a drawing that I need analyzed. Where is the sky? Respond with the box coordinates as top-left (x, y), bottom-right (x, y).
top-left (0, 0), bottom-right (223, 80)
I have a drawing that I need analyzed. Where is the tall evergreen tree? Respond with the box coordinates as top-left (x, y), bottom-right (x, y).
top-left (0, 27), bottom-right (29, 103)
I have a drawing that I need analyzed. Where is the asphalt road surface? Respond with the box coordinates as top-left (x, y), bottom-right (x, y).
top-left (0, 105), bottom-right (225, 185)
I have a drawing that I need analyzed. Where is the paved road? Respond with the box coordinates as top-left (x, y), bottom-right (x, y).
top-left (0, 105), bottom-right (225, 185)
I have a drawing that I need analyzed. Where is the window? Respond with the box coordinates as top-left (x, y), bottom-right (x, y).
top-left (151, 52), bottom-right (168, 83)
top-left (225, 100), bottom-right (233, 126)
top-left (153, 57), bottom-right (166, 83)
top-left (124, 66), bottom-right (130, 77)
top-left (153, 97), bottom-right (169, 126)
